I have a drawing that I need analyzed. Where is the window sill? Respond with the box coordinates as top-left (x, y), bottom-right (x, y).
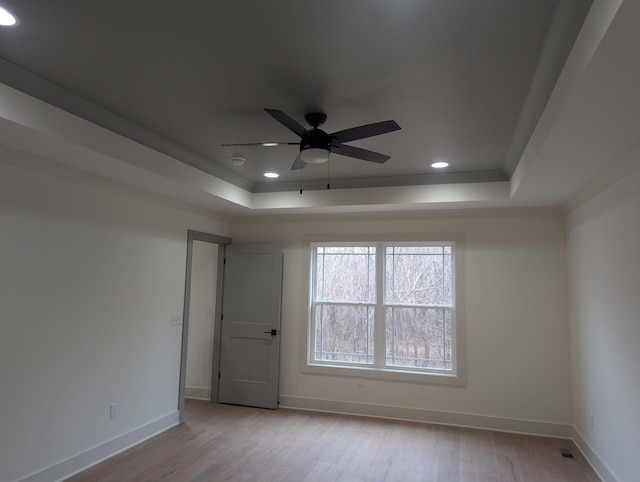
top-left (302, 362), bottom-right (466, 387)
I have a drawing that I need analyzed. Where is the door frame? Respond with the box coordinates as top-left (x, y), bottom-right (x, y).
top-left (178, 229), bottom-right (231, 422)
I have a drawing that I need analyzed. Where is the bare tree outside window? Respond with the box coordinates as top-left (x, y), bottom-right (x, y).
top-left (313, 246), bottom-right (375, 364)
top-left (311, 243), bottom-right (455, 374)
top-left (385, 246), bottom-right (453, 370)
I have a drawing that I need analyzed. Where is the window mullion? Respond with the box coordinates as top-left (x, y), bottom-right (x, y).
top-left (374, 243), bottom-right (385, 368)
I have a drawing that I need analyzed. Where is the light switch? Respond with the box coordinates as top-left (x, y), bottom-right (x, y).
top-left (171, 314), bottom-right (182, 326)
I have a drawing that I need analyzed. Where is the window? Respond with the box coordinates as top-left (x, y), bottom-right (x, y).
top-left (306, 238), bottom-right (464, 385)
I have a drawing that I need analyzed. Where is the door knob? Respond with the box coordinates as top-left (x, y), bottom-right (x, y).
top-left (263, 329), bottom-right (278, 336)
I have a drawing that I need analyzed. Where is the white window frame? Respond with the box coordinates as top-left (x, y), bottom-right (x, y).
top-left (301, 234), bottom-right (465, 386)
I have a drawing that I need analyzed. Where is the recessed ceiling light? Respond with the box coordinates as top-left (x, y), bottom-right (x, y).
top-left (262, 142), bottom-right (278, 147)
top-left (0, 6), bottom-right (18, 26)
top-left (431, 161), bottom-right (449, 169)
top-left (264, 172), bottom-right (279, 178)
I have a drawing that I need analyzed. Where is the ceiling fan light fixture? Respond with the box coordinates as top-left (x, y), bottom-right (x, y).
top-left (300, 147), bottom-right (330, 164)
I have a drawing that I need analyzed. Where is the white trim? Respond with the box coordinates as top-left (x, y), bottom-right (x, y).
top-left (185, 386), bottom-right (212, 401)
top-left (572, 426), bottom-right (618, 482)
top-left (299, 363), bottom-right (464, 387)
top-left (278, 396), bottom-right (571, 438)
top-left (231, 207), bottom-right (565, 225)
top-left (20, 411), bottom-right (179, 482)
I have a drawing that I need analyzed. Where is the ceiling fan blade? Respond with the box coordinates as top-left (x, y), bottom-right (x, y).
top-left (291, 153), bottom-right (306, 170)
top-left (330, 144), bottom-right (390, 163)
top-left (221, 142), bottom-right (298, 147)
top-left (331, 120), bottom-right (400, 144)
top-left (264, 109), bottom-right (308, 138)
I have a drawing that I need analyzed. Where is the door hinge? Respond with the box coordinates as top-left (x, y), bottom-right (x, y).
top-left (218, 371), bottom-right (221, 379)
top-left (221, 313), bottom-right (223, 321)
top-left (223, 258), bottom-right (226, 265)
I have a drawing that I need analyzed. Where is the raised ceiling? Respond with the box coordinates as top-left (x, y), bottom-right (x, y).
top-left (0, 0), bottom-right (592, 199)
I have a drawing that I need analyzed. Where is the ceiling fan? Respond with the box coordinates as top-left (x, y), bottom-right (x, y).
top-left (222, 109), bottom-right (401, 170)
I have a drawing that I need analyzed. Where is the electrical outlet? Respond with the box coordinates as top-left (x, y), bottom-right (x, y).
top-left (357, 378), bottom-right (365, 388)
top-left (591, 413), bottom-right (595, 430)
top-left (110, 403), bottom-right (118, 419)
top-left (170, 314), bottom-right (182, 326)
top-left (205, 307), bottom-right (212, 318)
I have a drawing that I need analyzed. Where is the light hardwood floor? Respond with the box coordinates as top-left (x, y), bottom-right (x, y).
top-left (69, 399), bottom-right (600, 481)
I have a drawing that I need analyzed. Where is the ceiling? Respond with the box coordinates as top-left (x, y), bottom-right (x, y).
top-left (0, 0), bottom-right (637, 217)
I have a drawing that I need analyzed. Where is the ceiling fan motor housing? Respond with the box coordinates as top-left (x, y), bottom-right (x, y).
top-left (304, 112), bottom-right (327, 128)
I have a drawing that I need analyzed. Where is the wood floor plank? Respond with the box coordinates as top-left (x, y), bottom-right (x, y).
top-left (68, 400), bottom-right (600, 481)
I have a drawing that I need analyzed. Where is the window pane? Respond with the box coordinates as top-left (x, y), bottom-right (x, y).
top-left (315, 246), bottom-right (375, 303)
top-left (314, 304), bottom-right (374, 364)
top-left (391, 246), bottom-right (444, 255)
top-left (385, 245), bottom-right (452, 305)
top-left (385, 307), bottom-right (452, 370)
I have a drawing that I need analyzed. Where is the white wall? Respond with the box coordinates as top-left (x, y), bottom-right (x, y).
top-left (185, 241), bottom-right (218, 399)
top-left (231, 210), bottom-right (572, 433)
top-left (0, 157), bottom-right (229, 482)
top-left (5, 141), bottom-right (614, 479)
top-left (567, 164), bottom-right (640, 482)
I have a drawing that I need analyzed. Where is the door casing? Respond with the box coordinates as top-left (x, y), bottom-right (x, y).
top-left (178, 230), bottom-right (231, 422)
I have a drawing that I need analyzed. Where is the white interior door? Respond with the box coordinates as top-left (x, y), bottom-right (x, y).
top-left (218, 244), bottom-right (283, 409)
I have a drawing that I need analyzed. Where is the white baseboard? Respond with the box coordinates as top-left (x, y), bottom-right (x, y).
top-left (20, 411), bottom-right (180, 482)
top-left (185, 386), bottom-right (211, 400)
top-left (572, 426), bottom-right (617, 482)
top-left (278, 395), bottom-right (572, 438)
